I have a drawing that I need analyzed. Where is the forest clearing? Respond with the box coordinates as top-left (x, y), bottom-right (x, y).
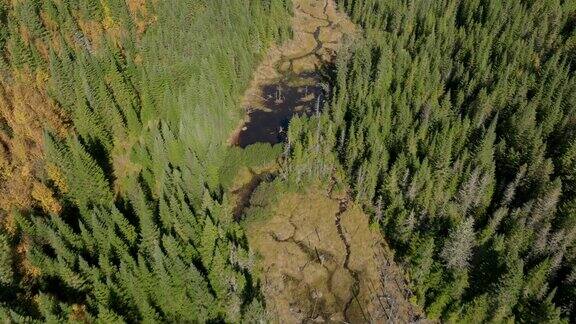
top-left (232, 0), bottom-right (424, 321)
top-left (245, 186), bottom-right (425, 322)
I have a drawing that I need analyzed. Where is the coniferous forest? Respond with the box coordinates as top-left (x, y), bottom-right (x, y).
top-left (0, 0), bottom-right (575, 322)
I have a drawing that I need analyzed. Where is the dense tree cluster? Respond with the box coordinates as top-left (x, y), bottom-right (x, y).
top-left (286, 0), bottom-right (576, 321)
top-left (0, 0), bottom-right (291, 321)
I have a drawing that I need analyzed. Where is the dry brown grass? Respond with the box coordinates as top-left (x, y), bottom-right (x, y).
top-left (246, 188), bottom-right (347, 322)
top-left (246, 186), bottom-right (426, 322)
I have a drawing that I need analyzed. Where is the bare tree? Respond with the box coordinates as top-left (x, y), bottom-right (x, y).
top-left (440, 217), bottom-right (475, 271)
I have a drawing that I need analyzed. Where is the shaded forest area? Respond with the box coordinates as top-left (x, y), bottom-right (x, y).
top-left (284, 0), bottom-right (576, 321)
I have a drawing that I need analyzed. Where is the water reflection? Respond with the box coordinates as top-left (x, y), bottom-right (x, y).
top-left (235, 72), bottom-right (326, 148)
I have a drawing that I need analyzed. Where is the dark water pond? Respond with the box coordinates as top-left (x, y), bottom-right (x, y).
top-left (235, 74), bottom-right (326, 148)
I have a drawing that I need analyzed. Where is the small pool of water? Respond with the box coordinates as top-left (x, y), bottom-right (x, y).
top-left (232, 0), bottom-right (356, 148)
top-left (235, 72), bottom-right (326, 148)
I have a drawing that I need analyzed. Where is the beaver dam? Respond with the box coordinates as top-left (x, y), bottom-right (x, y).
top-left (230, 0), bottom-right (428, 322)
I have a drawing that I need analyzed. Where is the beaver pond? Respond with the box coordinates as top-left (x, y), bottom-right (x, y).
top-left (235, 72), bottom-right (327, 147)
top-left (230, 0), bottom-right (353, 147)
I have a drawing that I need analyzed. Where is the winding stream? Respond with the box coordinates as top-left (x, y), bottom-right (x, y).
top-left (332, 191), bottom-right (363, 322)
